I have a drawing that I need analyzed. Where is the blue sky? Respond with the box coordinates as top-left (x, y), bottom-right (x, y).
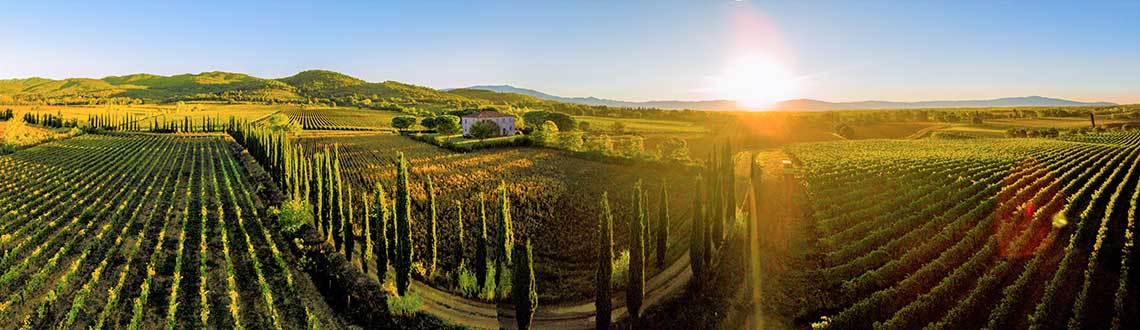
top-left (2, 0), bottom-right (1138, 103)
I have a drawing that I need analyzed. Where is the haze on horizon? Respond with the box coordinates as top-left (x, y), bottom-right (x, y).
top-left (2, 0), bottom-right (1138, 105)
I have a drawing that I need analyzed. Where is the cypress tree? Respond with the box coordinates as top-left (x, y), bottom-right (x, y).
top-left (496, 182), bottom-right (514, 291)
top-left (657, 181), bottom-right (669, 268)
top-left (395, 152), bottom-right (413, 296)
top-left (456, 200), bottom-right (465, 270)
top-left (596, 192), bottom-right (614, 330)
top-left (344, 183), bottom-right (355, 264)
top-left (711, 163), bottom-right (724, 249)
top-left (690, 175), bottom-right (705, 287)
top-left (426, 176), bottom-right (438, 277)
top-left (332, 145), bottom-right (344, 251)
top-left (362, 192), bottom-right (371, 275)
top-left (476, 193), bottom-right (489, 288)
top-left (387, 199), bottom-right (397, 265)
top-left (324, 147), bottom-right (335, 244)
top-left (373, 184), bottom-right (389, 282)
top-left (312, 153), bottom-right (324, 235)
top-left (513, 239), bottom-right (537, 330)
top-left (628, 181), bottom-right (646, 323)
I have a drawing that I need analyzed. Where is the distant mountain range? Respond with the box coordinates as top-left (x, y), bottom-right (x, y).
top-left (0, 70), bottom-right (1118, 112)
top-left (461, 85), bottom-right (1117, 111)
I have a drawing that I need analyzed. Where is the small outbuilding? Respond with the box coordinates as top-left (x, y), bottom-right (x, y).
top-left (461, 111), bottom-right (516, 137)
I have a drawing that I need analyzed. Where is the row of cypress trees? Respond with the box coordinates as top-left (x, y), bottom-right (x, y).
top-left (595, 179), bottom-right (673, 329)
top-left (228, 123), bottom-right (540, 329)
top-left (594, 144), bottom-right (737, 330)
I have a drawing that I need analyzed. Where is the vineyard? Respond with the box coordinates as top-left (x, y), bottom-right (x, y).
top-left (0, 134), bottom-right (337, 329)
top-left (281, 109), bottom-right (403, 131)
top-left (790, 138), bottom-right (1140, 330)
top-left (292, 131), bottom-right (699, 302)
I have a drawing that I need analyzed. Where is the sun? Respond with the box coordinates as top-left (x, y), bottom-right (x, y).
top-left (710, 54), bottom-right (799, 110)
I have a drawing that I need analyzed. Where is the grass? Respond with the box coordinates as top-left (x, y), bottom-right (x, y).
top-left (576, 115), bottom-right (706, 134)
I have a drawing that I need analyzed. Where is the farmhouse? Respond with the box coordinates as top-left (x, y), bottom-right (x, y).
top-left (461, 110), bottom-right (516, 137)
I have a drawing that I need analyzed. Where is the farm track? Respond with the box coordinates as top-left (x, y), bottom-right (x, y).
top-left (411, 251), bottom-right (692, 329)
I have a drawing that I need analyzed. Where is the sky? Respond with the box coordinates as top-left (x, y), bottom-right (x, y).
top-left (2, 0), bottom-right (1138, 104)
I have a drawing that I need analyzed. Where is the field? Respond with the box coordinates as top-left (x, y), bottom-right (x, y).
top-left (280, 108), bottom-right (404, 131)
top-left (0, 134), bottom-right (337, 329)
top-left (292, 131), bottom-right (698, 303)
top-left (788, 133), bottom-right (1140, 329)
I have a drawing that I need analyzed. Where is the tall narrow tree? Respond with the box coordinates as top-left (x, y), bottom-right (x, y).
top-left (627, 181), bottom-right (646, 323)
top-left (395, 152), bottom-right (413, 296)
top-left (657, 181), bottom-right (669, 268)
top-left (426, 176), bottom-right (438, 277)
top-left (332, 145), bottom-right (345, 251)
top-left (690, 175), bottom-right (705, 287)
top-left (456, 200), bottom-right (465, 271)
top-left (372, 183), bottom-right (390, 282)
top-left (596, 192), bottom-right (614, 330)
top-left (496, 181), bottom-right (514, 289)
top-left (513, 239), bottom-right (537, 330)
top-left (362, 192), bottom-right (371, 274)
top-left (344, 183), bottom-right (355, 264)
top-left (476, 193), bottom-right (489, 288)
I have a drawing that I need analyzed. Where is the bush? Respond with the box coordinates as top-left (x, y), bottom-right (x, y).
top-left (457, 265), bottom-right (478, 298)
top-left (612, 249), bottom-right (630, 288)
top-left (434, 115), bottom-right (461, 135)
top-left (385, 291), bottom-right (424, 316)
top-left (271, 199), bottom-right (311, 238)
top-left (391, 115), bottom-right (417, 130)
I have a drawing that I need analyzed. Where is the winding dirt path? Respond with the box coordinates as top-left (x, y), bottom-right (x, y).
top-left (413, 252), bottom-right (692, 329)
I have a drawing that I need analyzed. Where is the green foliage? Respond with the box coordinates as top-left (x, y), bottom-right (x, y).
top-left (434, 115), bottom-right (462, 135)
top-left (690, 175), bottom-right (705, 286)
top-left (266, 113), bottom-right (301, 133)
top-left (421, 116), bottom-right (437, 129)
top-left (457, 264), bottom-right (478, 298)
top-left (476, 193), bottom-right (489, 288)
top-left (611, 249), bottom-right (629, 289)
top-left (371, 183), bottom-right (390, 282)
top-left (523, 111), bottom-right (578, 131)
top-left (660, 137), bottom-right (692, 163)
top-left (425, 176), bottom-right (438, 277)
top-left (627, 181), bottom-right (646, 321)
top-left (395, 152), bottom-right (413, 296)
top-left (455, 201), bottom-right (465, 270)
top-left (657, 182), bottom-right (670, 268)
top-left (272, 199), bottom-right (311, 238)
top-left (385, 291), bottom-right (424, 316)
top-left (513, 239), bottom-right (538, 330)
top-left (469, 120), bottom-right (499, 140)
top-left (596, 192), bottom-right (614, 330)
top-left (391, 115), bottom-right (417, 130)
top-left (531, 120), bottom-right (560, 146)
top-left (496, 182), bottom-right (514, 275)
top-left (558, 131), bottom-right (584, 152)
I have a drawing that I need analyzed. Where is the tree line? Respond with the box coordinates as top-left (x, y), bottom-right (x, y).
top-left (229, 122), bottom-right (542, 328)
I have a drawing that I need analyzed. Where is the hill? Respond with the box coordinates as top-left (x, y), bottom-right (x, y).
top-left (460, 84), bottom-right (741, 110)
top-left (461, 85), bottom-right (1117, 111)
top-left (771, 96), bottom-right (1118, 111)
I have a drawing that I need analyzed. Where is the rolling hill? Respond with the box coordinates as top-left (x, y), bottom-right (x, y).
top-left (460, 85), bottom-right (1118, 111)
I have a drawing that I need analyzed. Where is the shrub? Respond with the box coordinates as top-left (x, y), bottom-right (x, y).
top-left (272, 199), bottom-right (310, 238)
top-left (457, 265), bottom-right (478, 298)
top-left (434, 115), bottom-right (461, 135)
top-left (611, 250), bottom-right (629, 288)
top-left (391, 115), bottom-right (417, 130)
top-left (385, 291), bottom-right (424, 316)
